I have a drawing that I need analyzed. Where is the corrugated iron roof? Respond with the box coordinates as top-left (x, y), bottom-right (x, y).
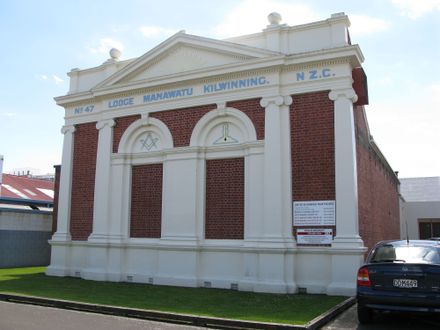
top-left (400, 177), bottom-right (440, 202)
top-left (0, 174), bottom-right (54, 202)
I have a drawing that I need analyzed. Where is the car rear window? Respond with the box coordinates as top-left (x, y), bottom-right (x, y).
top-left (370, 245), bottom-right (440, 264)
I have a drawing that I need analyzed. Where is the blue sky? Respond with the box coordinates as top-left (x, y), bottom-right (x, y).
top-left (0, 0), bottom-right (439, 178)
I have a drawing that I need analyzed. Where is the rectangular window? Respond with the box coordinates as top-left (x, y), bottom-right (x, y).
top-left (433, 223), bottom-right (440, 237)
top-left (205, 158), bottom-right (244, 239)
top-left (130, 164), bottom-right (163, 238)
top-left (418, 219), bottom-right (440, 239)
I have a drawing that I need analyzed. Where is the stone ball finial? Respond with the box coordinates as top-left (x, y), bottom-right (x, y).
top-left (268, 12), bottom-right (282, 25)
top-left (109, 48), bottom-right (121, 61)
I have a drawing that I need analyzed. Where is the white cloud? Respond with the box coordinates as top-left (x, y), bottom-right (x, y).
top-left (52, 75), bottom-right (64, 85)
top-left (429, 83), bottom-right (440, 94)
top-left (139, 26), bottom-right (178, 38)
top-left (38, 74), bottom-right (64, 85)
top-left (349, 15), bottom-right (390, 36)
top-left (212, 0), bottom-right (319, 38)
top-left (88, 37), bottom-right (124, 55)
top-left (391, 0), bottom-right (440, 19)
top-left (0, 112), bottom-right (17, 117)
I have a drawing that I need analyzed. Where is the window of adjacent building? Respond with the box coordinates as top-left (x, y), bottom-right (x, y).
top-left (419, 219), bottom-right (440, 239)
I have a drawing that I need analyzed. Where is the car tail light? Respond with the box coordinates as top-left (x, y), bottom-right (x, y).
top-left (357, 267), bottom-right (371, 287)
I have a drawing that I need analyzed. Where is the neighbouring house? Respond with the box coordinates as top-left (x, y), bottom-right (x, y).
top-left (0, 170), bottom-right (54, 268)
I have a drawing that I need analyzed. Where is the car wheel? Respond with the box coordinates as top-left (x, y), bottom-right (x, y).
top-left (357, 304), bottom-right (373, 324)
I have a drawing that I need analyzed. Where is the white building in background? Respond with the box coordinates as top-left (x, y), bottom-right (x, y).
top-left (400, 177), bottom-right (440, 239)
top-left (47, 13), bottom-right (401, 296)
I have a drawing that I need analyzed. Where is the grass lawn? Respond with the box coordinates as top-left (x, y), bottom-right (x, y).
top-left (0, 267), bottom-right (346, 325)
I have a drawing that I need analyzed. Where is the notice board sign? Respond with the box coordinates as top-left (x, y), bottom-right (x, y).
top-left (297, 228), bottom-right (333, 245)
top-left (293, 200), bottom-right (335, 226)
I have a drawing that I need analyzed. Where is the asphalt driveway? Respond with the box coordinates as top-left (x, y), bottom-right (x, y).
top-left (0, 301), bottom-right (204, 330)
top-left (2, 298), bottom-right (440, 330)
top-left (320, 304), bottom-right (440, 330)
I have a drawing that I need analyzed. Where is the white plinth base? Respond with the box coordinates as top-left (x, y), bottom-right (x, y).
top-left (47, 240), bottom-right (366, 296)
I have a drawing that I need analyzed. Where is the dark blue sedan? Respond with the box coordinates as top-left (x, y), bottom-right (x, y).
top-left (356, 240), bottom-right (440, 324)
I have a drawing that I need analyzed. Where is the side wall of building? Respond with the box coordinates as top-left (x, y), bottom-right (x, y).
top-left (0, 209), bottom-right (52, 267)
top-left (355, 106), bottom-right (400, 253)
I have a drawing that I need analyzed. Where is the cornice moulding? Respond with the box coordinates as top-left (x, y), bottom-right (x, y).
top-left (67, 59), bottom-right (134, 76)
top-left (55, 45), bottom-right (362, 109)
top-left (54, 91), bottom-right (93, 106)
top-left (226, 14), bottom-right (350, 43)
top-left (284, 45), bottom-right (364, 68)
top-left (92, 56), bottom-right (286, 95)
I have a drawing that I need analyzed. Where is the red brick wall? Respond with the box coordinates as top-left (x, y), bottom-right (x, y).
top-left (290, 91), bottom-right (336, 240)
top-left (290, 91), bottom-right (335, 201)
top-left (52, 165), bottom-right (61, 234)
top-left (151, 104), bottom-right (216, 147)
top-left (205, 158), bottom-right (244, 239)
top-left (226, 98), bottom-right (265, 140)
top-left (113, 115), bottom-right (141, 153)
top-left (352, 67), bottom-right (369, 106)
top-left (70, 122), bottom-right (98, 241)
top-left (354, 104), bottom-right (369, 136)
top-left (355, 106), bottom-right (400, 253)
top-left (112, 100), bottom-right (263, 151)
top-left (130, 164), bottom-right (163, 238)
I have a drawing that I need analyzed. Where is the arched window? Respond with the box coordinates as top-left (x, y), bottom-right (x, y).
top-left (117, 116), bottom-right (173, 238)
top-left (190, 106), bottom-right (259, 240)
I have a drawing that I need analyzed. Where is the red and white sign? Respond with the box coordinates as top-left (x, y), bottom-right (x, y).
top-left (296, 228), bottom-right (333, 245)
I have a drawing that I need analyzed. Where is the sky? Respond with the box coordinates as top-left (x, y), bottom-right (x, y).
top-left (0, 0), bottom-right (439, 178)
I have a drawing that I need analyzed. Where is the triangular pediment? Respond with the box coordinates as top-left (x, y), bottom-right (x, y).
top-left (123, 45), bottom-right (254, 83)
top-left (94, 32), bottom-right (280, 89)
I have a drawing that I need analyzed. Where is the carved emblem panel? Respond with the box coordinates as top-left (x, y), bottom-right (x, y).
top-left (133, 131), bottom-right (161, 153)
top-left (207, 122), bottom-right (242, 146)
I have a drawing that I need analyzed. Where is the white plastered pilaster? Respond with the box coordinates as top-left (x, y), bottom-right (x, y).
top-left (51, 125), bottom-right (76, 242)
top-left (89, 119), bottom-right (115, 242)
top-left (329, 88), bottom-right (363, 247)
top-left (326, 88), bottom-right (365, 296)
top-left (260, 95), bottom-right (294, 243)
top-left (46, 125), bottom-right (76, 278)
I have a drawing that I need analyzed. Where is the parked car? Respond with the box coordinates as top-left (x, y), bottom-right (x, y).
top-left (356, 240), bottom-right (440, 324)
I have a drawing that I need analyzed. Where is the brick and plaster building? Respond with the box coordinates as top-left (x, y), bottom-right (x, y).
top-left (47, 13), bottom-right (400, 295)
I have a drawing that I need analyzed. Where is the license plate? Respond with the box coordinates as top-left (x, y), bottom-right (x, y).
top-left (393, 279), bottom-right (418, 288)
